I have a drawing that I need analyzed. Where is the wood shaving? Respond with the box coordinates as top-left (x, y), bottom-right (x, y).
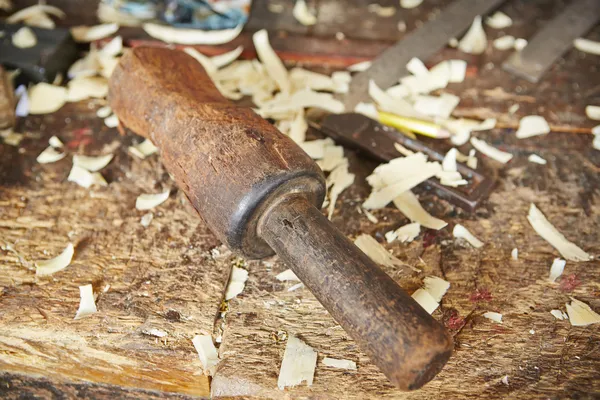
top-left (548, 258), bottom-right (566, 283)
top-left (12, 26), bottom-right (37, 48)
top-left (299, 138), bottom-right (334, 159)
top-left (453, 224), bottom-right (484, 248)
top-left (277, 336), bottom-right (317, 389)
top-left (458, 16), bottom-right (487, 55)
top-left (493, 35), bottom-right (515, 50)
top-left (129, 139), bottom-right (158, 159)
top-left (527, 203), bottom-right (591, 262)
top-left (406, 57), bottom-right (429, 77)
top-left (528, 154), bottom-right (547, 165)
top-left (140, 212), bottom-right (153, 227)
top-left (66, 76), bottom-right (109, 102)
top-left (369, 80), bottom-right (419, 117)
top-left (586, 105), bottom-right (600, 120)
top-left (73, 154), bottom-right (114, 172)
top-left (35, 243), bottom-right (74, 276)
top-left (485, 11), bottom-right (512, 29)
top-left (225, 266), bottom-right (248, 300)
top-left (183, 47), bottom-right (218, 76)
top-left (211, 46), bottom-right (243, 68)
top-left (290, 68), bottom-right (340, 93)
top-left (276, 269), bottom-right (300, 282)
top-left (71, 23), bottom-right (119, 43)
top-left (318, 144), bottom-right (345, 172)
top-left (0, 129), bottom-right (23, 146)
top-left (37, 146), bottom-right (66, 164)
top-left (96, 105), bottom-right (112, 118)
top-left (367, 4), bottom-right (396, 17)
top-left (393, 143), bottom-right (415, 157)
top-left (322, 357), bottom-right (357, 370)
top-left (253, 29), bottom-right (290, 95)
top-left (424, 276), bottom-right (450, 303)
top-left (28, 83), bottom-right (67, 114)
top-left (483, 311), bottom-right (502, 323)
top-left (467, 149), bottom-right (478, 169)
top-left (48, 136), bottom-right (63, 148)
top-left (142, 328), bottom-right (167, 338)
top-left (470, 137), bottom-right (513, 164)
top-left (566, 298), bottom-right (600, 326)
top-left (363, 153), bottom-right (442, 209)
top-left (550, 309), bottom-right (568, 320)
top-left (100, 36), bottom-right (122, 58)
top-left (509, 104), bottom-right (519, 114)
top-left (385, 222), bottom-right (420, 243)
top-left (192, 335), bottom-right (220, 373)
top-left (501, 375), bottom-right (509, 386)
top-left (400, 0), bottom-right (423, 8)
top-left (74, 284), bottom-right (98, 320)
top-left (511, 248), bottom-right (518, 260)
top-left (293, 0), bottom-right (317, 25)
top-left (412, 289), bottom-right (439, 314)
top-left (574, 38), bottom-right (600, 56)
top-left (68, 165), bottom-right (107, 188)
top-left (354, 234), bottom-right (416, 271)
top-left (326, 161), bottom-right (355, 219)
top-left (136, 190), bottom-right (170, 210)
top-left (261, 88), bottom-right (344, 117)
top-left (104, 114), bottom-right (119, 128)
top-left (288, 283), bottom-right (304, 292)
top-left (516, 115), bottom-right (550, 139)
top-left (514, 38), bottom-right (528, 51)
top-left (347, 61), bottom-right (371, 72)
top-left (392, 190), bottom-right (447, 230)
top-left (68, 50), bottom-right (102, 79)
top-left (447, 59), bottom-right (467, 83)
top-left (7, 4), bottom-right (65, 24)
top-left (362, 208), bottom-right (378, 223)
top-left (353, 102), bottom-right (379, 121)
top-left (143, 23), bottom-right (242, 45)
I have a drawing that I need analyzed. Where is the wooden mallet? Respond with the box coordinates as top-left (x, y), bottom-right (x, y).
top-left (108, 47), bottom-right (453, 391)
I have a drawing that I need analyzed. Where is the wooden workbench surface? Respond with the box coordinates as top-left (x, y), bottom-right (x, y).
top-left (1, 0), bottom-right (599, 398)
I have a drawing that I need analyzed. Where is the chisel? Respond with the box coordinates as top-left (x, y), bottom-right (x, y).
top-left (108, 47), bottom-right (453, 391)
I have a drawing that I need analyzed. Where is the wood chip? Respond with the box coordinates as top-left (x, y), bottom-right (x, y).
top-left (453, 224), bottom-right (484, 248)
top-left (129, 139), bottom-right (158, 159)
top-left (66, 76), bottom-right (109, 102)
top-left (458, 16), bottom-right (487, 55)
top-left (548, 258), bottom-right (566, 283)
top-left (354, 234), bottom-right (417, 271)
top-left (276, 269), bottom-right (300, 282)
top-left (406, 57), bottom-right (429, 77)
top-left (73, 154), bottom-right (113, 172)
top-left (574, 38), bottom-right (600, 56)
top-left (67, 165), bottom-right (107, 188)
top-left (326, 160), bottom-right (355, 219)
top-left (514, 38), bottom-right (528, 51)
top-left (385, 222), bottom-right (420, 243)
top-left (511, 248), bottom-right (518, 260)
top-left (413, 93), bottom-right (460, 119)
top-left (35, 243), bottom-right (74, 276)
top-left (143, 22), bottom-right (242, 45)
top-left (104, 114), bottom-right (119, 128)
top-left (28, 83), bottom-right (67, 114)
top-left (100, 36), bottom-right (123, 57)
top-left (96, 105), bottom-right (112, 118)
top-left (0, 129), bottom-right (23, 146)
top-left (225, 266), bottom-right (248, 300)
top-left (485, 11), bottom-right (512, 29)
top-left (322, 357), bottom-right (357, 370)
top-left (423, 276), bottom-right (450, 303)
top-left (586, 105), bottom-right (600, 120)
top-left (369, 80), bottom-right (419, 117)
top-left (392, 190), bottom-right (447, 230)
top-left (192, 335), bottom-right (220, 372)
top-left (277, 336), bottom-right (317, 389)
top-left (400, 0), bottom-right (423, 8)
top-left (516, 115), bottom-right (550, 139)
top-left (412, 289), bottom-right (439, 314)
top-left (527, 203), bottom-right (591, 262)
top-left (493, 35), bottom-right (515, 50)
top-left (367, 4), bottom-right (396, 17)
top-left (483, 311), bottom-right (502, 323)
top-left (36, 146), bottom-right (66, 164)
top-left (135, 191), bottom-right (170, 210)
top-left (74, 284), bottom-right (98, 320)
top-left (48, 136), bottom-right (63, 148)
top-left (293, 0), bottom-right (317, 25)
top-left (470, 137), bottom-right (513, 164)
top-left (566, 298), bottom-right (600, 326)
top-left (71, 23), bottom-right (119, 42)
top-left (7, 5), bottom-right (65, 23)
top-left (347, 61), bottom-right (371, 72)
top-left (140, 212), bottom-right (153, 227)
top-left (550, 309), bottom-right (568, 320)
top-left (12, 26), bottom-right (36, 48)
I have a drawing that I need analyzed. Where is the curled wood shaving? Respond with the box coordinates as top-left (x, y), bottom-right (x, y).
top-left (400, 0), bottom-right (423, 9)
top-left (211, 46), bottom-right (243, 68)
top-left (73, 154), bottom-right (114, 172)
top-left (485, 11), bottom-right (512, 29)
top-left (514, 38), bottom-right (528, 51)
top-left (290, 68), bottom-right (346, 93)
top-left (385, 222), bottom-right (420, 243)
top-left (528, 154), bottom-right (547, 165)
top-left (493, 35), bottom-right (515, 50)
top-left (49, 136), bottom-right (63, 148)
top-left (392, 190), bottom-right (447, 230)
top-left (566, 298), bottom-right (600, 326)
top-left (28, 83), bottom-right (67, 115)
top-left (192, 335), bottom-right (220, 373)
top-left (104, 114), bottom-right (119, 128)
top-left (37, 146), bottom-right (66, 164)
top-left (293, 0), bottom-right (317, 25)
top-left (253, 29), bottom-right (290, 95)
top-left (68, 165), bottom-right (107, 188)
top-left (354, 102), bottom-right (378, 119)
top-left (276, 269), bottom-right (300, 282)
top-left (516, 115), bottom-right (550, 139)
top-left (135, 191), bottom-right (170, 210)
top-left (453, 224), bottom-right (484, 248)
top-left (527, 203), bottom-right (591, 262)
top-left (143, 23), bottom-right (242, 45)
top-left (277, 336), bottom-right (317, 389)
top-left (7, 5), bottom-right (65, 23)
top-left (406, 57), bottom-right (429, 77)
top-left (327, 161), bottom-right (355, 219)
top-left (96, 105), bottom-right (112, 119)
top-left (1, 129), bottom-right (23, 146)
top-left (299, 138), bottom-right (333, 159)
top-left (586, 105), bottom-right (600, 120)
top-left (260, 88), bottom-right (344, 116)
top-left (225, 266), bottom-right (248, 300)
top-left (101, 36), bottom-right (122, 58)
top-left (550, 309), bottom-right (568, 320)
top-left (35, 243), bottom-right (74, 276)
top-left (574, 38), bottom-right (600, 56)
top-left (74, 284), bottom-right (98, 320)
top-left (129, 139), bottom-right (158, 159)
top-left (347, 61), bottom-right (371, 72)
top-left (367, 4), bottom-right (395, 17)
top-left (71, 23), bottom-right (119, 43)
top-left (66, 76), bottom-right (109, 102)
top-left (12, 27), bottom-right (37, 48)
top-left (470, 137), bottom-right (513, 164)
top-left (548, 258), bottom-right (566, 283)
top-left (322, 357), bottom-right (357, 370)
top-left (412, 289), bottom-right (439, 314)
top-left (483, 311), bottom-right (502, 323)
top-left (458, 16), bottom-right (487, 55)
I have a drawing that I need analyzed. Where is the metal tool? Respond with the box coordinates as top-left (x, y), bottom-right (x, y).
top-left (502, 0), bottom-right (600, 83)
top-left (108, 47), bottom-right (453, 391)
top-left (345, 0), bottom-right (506, 108)
top-left (310, 113), bottom-right (496, 212)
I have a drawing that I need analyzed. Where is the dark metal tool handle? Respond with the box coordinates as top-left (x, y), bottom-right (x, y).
top-left (109, 47), bottom-right (453, 391)
top-left (260, 196), bottom-right (453, 390)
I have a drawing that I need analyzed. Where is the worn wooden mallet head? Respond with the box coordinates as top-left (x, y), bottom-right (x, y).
top-left (108, 47), bottom-right (453, 391)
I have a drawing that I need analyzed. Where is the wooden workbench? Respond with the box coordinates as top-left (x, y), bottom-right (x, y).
top-left (1, 0), bottom-right (599, 398)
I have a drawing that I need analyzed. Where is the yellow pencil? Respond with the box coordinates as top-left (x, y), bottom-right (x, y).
top-left (378, 111), bottom-right (450, 139)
